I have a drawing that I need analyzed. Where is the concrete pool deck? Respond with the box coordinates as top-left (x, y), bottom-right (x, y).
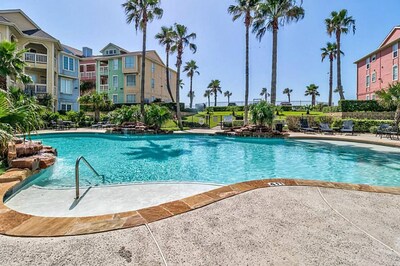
top-left (1, 186), bottom-right (399, 265)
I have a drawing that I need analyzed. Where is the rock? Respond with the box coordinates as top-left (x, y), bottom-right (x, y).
top-left (15, 142), bottom-right (43, 157)
top-left (0, 169), bottom-right (32, 183)
top-left (10, 157), bottom-right (40, 171)
top-left (12, 137), bottom-right (23, 144)
top-left (33, 154), bottom-right (56, 169)
top-left (39, 147), bottom-right (58, 156)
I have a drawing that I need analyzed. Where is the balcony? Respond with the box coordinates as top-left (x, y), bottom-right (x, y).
top-left (99, 66), bottom-right (109, 76)
top-left (24, 84), bottom-right (47, 96)
top-left (24, 53), bottom-right (48, 65)
top-left (99, 84), bottom-right (109, 92)
top-left (81, 71), bottom-right (96, 79)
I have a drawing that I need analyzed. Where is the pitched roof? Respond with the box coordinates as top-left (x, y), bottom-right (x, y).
top-left (0, 9), bottom-right (40, 30)
top-left (379, 26), bottom-right (400, 48)
top-left (0, 16), bottom-right (10, 22)
top-left (99, 43), bottom-right (129, 54)
top-left (62, 44), bottom-right (83, 57)
top-left (22, 29), bottom-right (58, 41)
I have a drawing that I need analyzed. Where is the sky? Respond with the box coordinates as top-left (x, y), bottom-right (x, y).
top-left (1, 0), bottom-right (399, 105)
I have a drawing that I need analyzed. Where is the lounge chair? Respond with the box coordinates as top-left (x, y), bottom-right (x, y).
top-left (387, 126), bottom-right (399, 140)
top-left (319, 123), bottom-right (334, 134)
top-left (376, 124), bottom-right (391, 139)
top-left (340, 120), bottom-right (354, 135)
top-left (299, 118), bottom-right (315, 133)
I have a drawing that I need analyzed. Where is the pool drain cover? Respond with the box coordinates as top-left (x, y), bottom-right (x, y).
top-left (268, 182), bottom-right (285, 187)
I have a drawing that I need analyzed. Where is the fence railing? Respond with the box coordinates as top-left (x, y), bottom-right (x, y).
top-left (99, 66), bottom-right (108, 75)
top-left (24, 53), bottom-right (47, 64)
top-left (99, 84), bottom-right (109, 92)
top-left (25, 84), bottom-right (47, 95)
top-left (81, 71), bottom-right (96, 79)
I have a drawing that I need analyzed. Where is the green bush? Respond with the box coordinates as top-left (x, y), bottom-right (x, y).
top-left (109, 105), bottom-right (141, 125)
top-left (66, 111), bottom-right (87, 126)
top-left (205, 106), bottom-right (245, 112)
top-left (250, 101), bottom-right (274, 127)
top-left (182, 121), bottom-right (209, 128)
top-left (322, 106), bottom-right (341, 113)
top-left (285, 115), bottom-right (335, 131)
top-left (281, 106), bottom-right (292, 111)
top-left (331, 119), bottom-right (395, 132)
top-left (339, 100), bottom-right (396, 112)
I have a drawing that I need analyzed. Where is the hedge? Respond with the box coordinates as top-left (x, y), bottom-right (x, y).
top-left (331, 119), bottom-right (395, 133)
top-left (182, 121), bottom-right (209, 128)
top-left (338, 100), bottom-right (396, 112)
top-left (205, 106), bottom-right (245, 112)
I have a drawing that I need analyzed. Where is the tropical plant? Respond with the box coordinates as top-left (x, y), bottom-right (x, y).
top-left (325, 9), bottom-right (356, 100)
top-left (208, 80), bottom-right (222, 107)
top-left (183, 60), bottom-right (199, 109)
top-left (155, 26), bottom-right (175, 102)
top-left (171, 23), bottom-right (197, 129)
top-left (109, 105), bottom-right (141, 125)
top-left (144, 104), bottom-right (172, 130)
top-left (78, 92), bottom-right (112, 122)
top-left (204, 89), bottom-right (212, 107)
top-left (122, 0), bottom-right (163, 119)
top-left (321, 42), bottom-right (343, 106)
top-left (80, 81), bottom-right (96, 96)
top-left (376, 82), bottom-right (400, 127)
top-left (0, 41), bottom-right (32, 90)
top-left (283, 87), bottom-right (293, 102)
top-left (260, 87), bottom-right (270, 101)
top-left (249, 100), bottom-right (274, 127)
top-left (253, 0), bottom-right (305, 105)
top-left (224, 90), bottom-right (233, 104)
top-left (228, 0), bottom-right (260, 125)
top-left (305, 84), bottom-right (320, 106)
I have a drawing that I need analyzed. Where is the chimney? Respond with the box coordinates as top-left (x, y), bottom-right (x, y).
top-left (82, 47), bottom-right (93, 57)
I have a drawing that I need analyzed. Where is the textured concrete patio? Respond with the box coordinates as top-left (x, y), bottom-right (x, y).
top-left (1, 186), bottom-right (399, 265)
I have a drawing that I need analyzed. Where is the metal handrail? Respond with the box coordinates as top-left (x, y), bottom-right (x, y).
top-left (75, 156), bottom-right (104, 199)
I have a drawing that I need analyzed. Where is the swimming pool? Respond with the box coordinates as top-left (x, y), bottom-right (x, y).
top-left (29, 133), bottom-right (400, 188)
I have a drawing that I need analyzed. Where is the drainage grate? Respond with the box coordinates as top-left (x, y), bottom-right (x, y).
top-left (268, 182), bottom-right (285, 187)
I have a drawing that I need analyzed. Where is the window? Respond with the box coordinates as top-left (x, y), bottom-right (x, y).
top-left (60, 103), bottom-right (72, 112)
top-left (366, 75), bottom-right (370, 88)
top-left (60, 78), bottom-right (73, 94)
top-left (126, 94), bottom-right (135, 103)
top-left (372, 71), bottom-right (376, 83)
top-left (371, 54), bottom-right (376, 62)
top-left (113, 59), bottom-right (118, 70)
top-left (366, 57), bottom-right (370, 69)
top-left (112, 94), bottom-right (118, 104)
top-left (151, 63), bottom-right (155, 73)
top-left (151, 78), bottom-right (155, 89)
top-left (112, 75), bottom-right (118, 88)
top-left (372, 94), bottom-right (376, 100)
top-left (366, 95), bottom-right (370, 100)
top-left (125, 56), bottom-right (135, 68)
top-left (63, 56), bottom-right (74, 71)
top-left (393, 43), bottom-right (398, 58)
top-left (126, 74), bottom-right (136, 87)
top-left (393, 65), bottom-right (399, 81)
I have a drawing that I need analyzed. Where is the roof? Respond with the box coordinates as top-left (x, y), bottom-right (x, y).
top-left (0, 16), bottom-right (10, 22)
top-left (99, 43), bottom-right (129, 54)
top-left (22, 29), bottom-right (58, 41)
top-left (62, 44), bottom-right (83, 57)
top-left (0, 9), bottom-right (41, 30)
top-left (379, 26), bottom-right (400, 48)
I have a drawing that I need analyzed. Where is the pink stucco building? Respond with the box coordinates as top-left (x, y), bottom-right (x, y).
top-left (355, 26), bottom-right (400, 100)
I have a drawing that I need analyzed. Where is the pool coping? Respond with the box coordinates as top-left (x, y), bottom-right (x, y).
top-left (0, 178), bottom-right (399, 237)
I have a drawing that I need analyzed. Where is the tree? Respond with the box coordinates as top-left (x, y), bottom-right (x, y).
top-left (208, 80), bottom-right (222, 107)
top-left (325, 9), bottom-right (355, 100)
top-left (224, 90), bottom-right (233, 104)
top-left (144, 104), bottom-right (172, 130)
top-left (228, 0), bottom-right (260, 125)
top-left (80, 81), bottom-right (96, 96)
top-left (260, 87), bottom-right (270, 101)
top-left (187, 91), bottom-right (195, 105)
top-left (283, 87), bottom-right (293, 102)
top-left (183, 60), bottom-right (199, 109)
top-left (321, 42), bottom-right (343, 106)
top-left (155, 26), bottom-right (175, 102)
top-left (376, 83), bottom-right (400, 127)
top-left (122, 0), bottom-right (163, 119)
top-left (0, 41), bottom-right (32, 90)
top-left (305, 84), bottom-right (320, 106)
top-left (78, 92), bottom-right (112, 122)
top-left (171, 23), bottom-right (197, 129)
top-left (204, 90), bottom-right (212, 107)
top-left (253, 0), bottom-right (304, 105)
top-left (249, 101), bottom-right (274, 128)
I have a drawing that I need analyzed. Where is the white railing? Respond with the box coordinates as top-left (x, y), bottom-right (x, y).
top-left (99, 66), bottom-right (108, 75)
top-left (24, 53), bottom-right (48, 64)
top-left (25, 84), bottom-right (47, 94)
top-left (99, 84), bottom-right (109, 92)
top-left (81, 71), bottom-right (96, 79)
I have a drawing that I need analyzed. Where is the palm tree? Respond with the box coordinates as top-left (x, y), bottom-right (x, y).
top-left (78, 92), bottom-right (112, 122)
top-left (260, 87), bottom-right (270, 101)
top-left (122, 0), bottom-right (163, 119)
top-left (253, 0), bottom-right (305, 105)
top-left (228, 0), bottom-right (260, 125)
top-left (305, 84), bottom-right (320, 107)
top-left (204, 90), bottom-right (212, 107)
top-left (376, 83), bottom-right (400, 127)
top-left (187, 91), bottom-right (195, 105)
top-left (171, 23), bottom-right (197, 129)
top-left (283, 87), bottom-right (293, 102)
top-left (321, 42), bottom-right (343, 106)
top-left (0, 41), bottom-right (32, 90)
top-left (325, 9), bottom-right (356, 100)
top-left (155, 26), bottom-right (175, 102)
top-left (224, 90), bottom-right (233, 104)
top-left (183, 60), bottom-right (200, 108)
top-left (208, 80), bottom-right (222, 107)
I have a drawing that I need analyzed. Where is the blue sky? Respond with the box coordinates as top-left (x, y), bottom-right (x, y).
top-left (1, 0), bottom-right (399, 105)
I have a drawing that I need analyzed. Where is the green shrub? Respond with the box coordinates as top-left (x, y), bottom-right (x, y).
top-left (204, 106), bottom-right (245, 112)
top-left (339, 100), bottom-right (396, 112)
top-left (66, 111), bottom-right (87, 126)
top-left (322, 106), bottom-right (341, 113)
top-left (250, 102), bottom-right (274, 127)
top-left (144, 104), bottom-right (173, 130)
top-left (369, 126), bottom-right (379, 134)
top-left (331, 119), bottom-right (394, 132)
top-left (109, 105), bottom-right (141, 125)
top-left (182, 121), bottom-right (209, 128)
top-left (281, 106), bottom-right (292, 111)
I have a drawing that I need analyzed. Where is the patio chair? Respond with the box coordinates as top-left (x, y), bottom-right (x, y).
top-left (340, 120), bottom-right (354, 135)
top-left (299, 118), bottom-right (315, 133)
top-left (376, 124), bottom-right (391, 139)
top-left (387, 126), bottom-right (399, 140)
top-left (319, 123), bottom-right (334, 134)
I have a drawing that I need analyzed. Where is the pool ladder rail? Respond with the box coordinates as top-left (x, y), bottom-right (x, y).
top-left (75, 156), bottom-right (105, 199)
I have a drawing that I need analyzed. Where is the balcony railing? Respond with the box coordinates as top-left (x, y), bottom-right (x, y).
top-left (81, 71), bottom-right (96, 79)
top-left (25, 84), bottom-right (47, 96)
top-left (99, 66), bottom-right (108, 75)
top-left (24, 53), bottom-right (48, 64)
top-left (99, 85), bottom-right (109, 92)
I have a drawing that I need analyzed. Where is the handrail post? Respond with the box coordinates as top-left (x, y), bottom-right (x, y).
top-left (75, 156), bottom-right (81, 199)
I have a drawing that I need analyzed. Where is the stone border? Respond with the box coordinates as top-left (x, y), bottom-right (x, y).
top-left (0, 178), bottom-right (399, 237)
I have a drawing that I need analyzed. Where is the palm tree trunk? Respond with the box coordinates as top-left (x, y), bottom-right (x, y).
top-left (95, 109), bottom-right (100, 123)
top-left (228, 95), bottom-right (230, 104)
top-left (329, 58), bottom-right (333, 106)
top-left (264, 94), bottom-right (267, 101)
top-left (165, 50), bottom-right (175, 102)
top-left (214, 93), bottom-right (217, 107)
top-left (312, 95), bottom-right (316, 107)
top-left (140, 22), bottom-right (147, 120)
top-left (271, 25), bottom-right (278, 105)
top-left (288, 94), bottom-right (291, 103)
top-left (244, 24), bottom-right (250, 125)
top-left (189, 76), bottom-right (193, 108)
top-left (336, 32), bottom-right (345, 100)
top-left (176, 53), bottom-right (183, 130)
top-left (208, 96), bottom-right (210, 107)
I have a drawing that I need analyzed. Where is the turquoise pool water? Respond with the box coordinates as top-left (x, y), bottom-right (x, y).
top-left (30, 133), bottom-right (400, 188)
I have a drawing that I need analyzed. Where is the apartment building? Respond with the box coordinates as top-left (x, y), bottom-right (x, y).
top-left (355, 26), bottom-right (400, 100)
